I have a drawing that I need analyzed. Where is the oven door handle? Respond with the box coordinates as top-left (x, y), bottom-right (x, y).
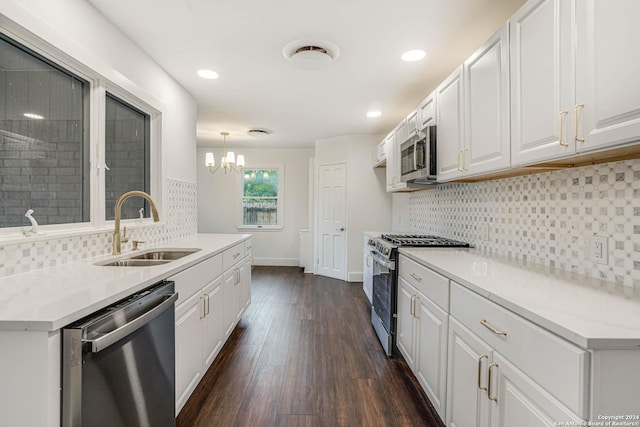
top-left (83, 292), bottom-right (178, 353)
top-left (370, 251), bottom-right (395, 270)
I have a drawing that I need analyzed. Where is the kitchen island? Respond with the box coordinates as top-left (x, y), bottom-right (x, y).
top-left (0, 233), bottom-right (251, 427)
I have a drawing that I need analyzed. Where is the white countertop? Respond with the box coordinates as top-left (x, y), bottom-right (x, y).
top-left (399, 248), bottom-right (640, 350)
top-left (0, 233), bottom-right (250, 332)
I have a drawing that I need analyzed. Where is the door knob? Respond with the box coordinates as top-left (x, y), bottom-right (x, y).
top-left (337, 227), bottom-right (345, 231)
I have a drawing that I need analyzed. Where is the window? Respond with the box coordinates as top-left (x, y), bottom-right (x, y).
top-left (0, 31), bottom-right (158, 236)
top-left (240, 166), bottom-right (283, 228)
top-left (0, 34), bottom-right (90, 228)
top-left (104, 94), bottom-right (151, 221)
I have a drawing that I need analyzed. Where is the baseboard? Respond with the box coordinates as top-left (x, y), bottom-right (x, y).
top-left (348, 271), bottom-right (363, 282)
top-left (252, 257), bottom-right (299, 267)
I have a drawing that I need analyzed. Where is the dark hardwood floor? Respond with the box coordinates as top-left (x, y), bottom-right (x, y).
top-left (177, 266), bottom-right (445, 427)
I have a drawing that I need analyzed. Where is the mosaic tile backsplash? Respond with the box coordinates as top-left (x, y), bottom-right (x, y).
top-left (0, 178), bottom-right (197, 277)
top-left (408, 159), bottom-right (640, 289)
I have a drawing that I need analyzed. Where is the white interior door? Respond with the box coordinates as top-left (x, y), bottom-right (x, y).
top-left (316, 163), bottom-right (346, 280)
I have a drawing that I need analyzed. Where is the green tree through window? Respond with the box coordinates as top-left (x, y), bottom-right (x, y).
top-left (242, 169), bottom-right (280, 226)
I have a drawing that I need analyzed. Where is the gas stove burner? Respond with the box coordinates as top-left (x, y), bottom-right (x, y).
top-left (379, 234), bottom-right (470, 248)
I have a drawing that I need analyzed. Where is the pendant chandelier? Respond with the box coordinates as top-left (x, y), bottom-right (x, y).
top-left (205, 132), bottom-right (245, 174)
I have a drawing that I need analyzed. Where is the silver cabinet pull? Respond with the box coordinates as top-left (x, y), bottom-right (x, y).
top-left (410, 273), bottom-right (422, 282)
top-left (233, 252), bottom-right (241, 259)
top-left (488, 363), bottom-right (499, 402)
top-left (200, 296), bottom-right (206, 319)
top-left (205, 293), bottom-right (210, 316)
top-left (480, 319), bottom-right (507, 336)
top-left (410, 295), bottom-right (416, 316)
top-left (478, 354), bottom-right (488, 391)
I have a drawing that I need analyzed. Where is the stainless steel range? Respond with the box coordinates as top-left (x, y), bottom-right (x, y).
top-left (370, 234), bottom-right (469, 356)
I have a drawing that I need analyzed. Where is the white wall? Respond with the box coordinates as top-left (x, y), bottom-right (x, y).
top-left (0, 0), bottom-right (197, 184)
top-left (315, 134), bottom-right (392, 281)
top-left (197, 147), bottom-right (315, 266)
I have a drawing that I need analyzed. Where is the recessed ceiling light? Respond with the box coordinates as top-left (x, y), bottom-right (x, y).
top-left (367, 111), bottom-right (382, 118)
top-left (401, 49), bottom-right (426, 62)
top-left (24, 113), bottom-right (44, 119)
top-left (197, 69), bottom-right (219, 79)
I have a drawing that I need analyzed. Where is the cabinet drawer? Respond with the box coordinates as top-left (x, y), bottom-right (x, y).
top-left (398, 255), bottom-right (449, 310)
top-left (450, 283), bottom-right (589, 417)
top-left (223, 243), bottom-right (245, 270)
top-left (170, 254), bottom-right (223, 304)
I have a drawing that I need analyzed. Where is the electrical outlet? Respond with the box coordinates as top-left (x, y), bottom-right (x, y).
top-left (482, 223), bottom-right (490, 242)
top-left (587, 236), bottom-right (608, 265)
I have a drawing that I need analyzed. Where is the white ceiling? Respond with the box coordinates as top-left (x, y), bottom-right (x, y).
top-left (88, 0), bottom-right (526, 149)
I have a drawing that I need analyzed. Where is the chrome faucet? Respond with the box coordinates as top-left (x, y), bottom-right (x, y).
top-left (112, 191), bottom-right (159, 255)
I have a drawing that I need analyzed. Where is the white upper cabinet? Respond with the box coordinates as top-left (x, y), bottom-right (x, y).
top-left (464, 23), bottom-right (511, 177)
top-left (406, 109), bottom-right (420, 139)
top-left (384, 130), bottom-right (397, 192)
top-left (511, 0), bottom-right (640, 166)
top-left (575, 0), bottom-right (640, 153)
top-left (436, 65), bottom-right (465, 182)
top-left (385, 121), bottom-right (409, 192)
top-left (418, 91), bottom-right (437, 129)
top-left (510, 0), bottom-right (574, 166)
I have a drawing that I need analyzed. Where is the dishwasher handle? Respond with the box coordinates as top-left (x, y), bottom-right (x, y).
top-left (84, 292), bottom-right (178, 353)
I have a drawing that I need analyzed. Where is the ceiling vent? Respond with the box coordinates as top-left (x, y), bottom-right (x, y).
top-left (246, 128), bottom-right (272, 137)
top-left (283, 39), bottom-right (340, 70)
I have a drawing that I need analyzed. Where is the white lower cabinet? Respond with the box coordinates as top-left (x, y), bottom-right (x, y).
top-left (173, 240), bottom-right (252, 415)
top-left (447, 282), bottom-right (587, 427)
top-left (397, 258), bottom-right (449, 420)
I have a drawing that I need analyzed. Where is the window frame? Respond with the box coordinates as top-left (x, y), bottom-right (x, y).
top-left (0, 24), bottom-right (163, 242)
top-left (237, 163), bottom-right (285, 231)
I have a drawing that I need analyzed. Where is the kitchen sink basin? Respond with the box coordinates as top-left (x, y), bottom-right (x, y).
top-left (129, 248), bottom-right (201, 261)
top-left (96, 248), bottom-right (201, 267)
top-left (100, 259), bottom-right (172, 267)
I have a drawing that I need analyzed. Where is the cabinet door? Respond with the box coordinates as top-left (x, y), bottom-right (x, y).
top-left (464, 23), bottom-right (511, 176)
top-left (419, 91), bottom-right (436, 128)
top-left (510, 0), bottom-right (575, 166)
top-left (446, 318), bottom-right (492, 427)
top-left (489, 353), bottom-right (584, 427)
top-left (396, 277), bottom-right (416, 369)
top-left (575, 0), bottom-right (640, 152)
top-left (384, 131), bottom-right (396, 191)
top-left (395, 118), bottom-right (408, 144)
top-left (363, 246), bottom-right (373, 303)
top-left (241, 256), bottom-right (252, 313)
top-left (202, 276), bottom-right (223, 369)
top-left (407, 109), bottom-right (419, 139)
top-left (175, 291), bottom-right (204, 413)
top-left (414, 292), bottom-right (449, 420)
top-left (437, 66), bottom-right (465, 182)
top-left (222, 268), bottom-right (237, 338)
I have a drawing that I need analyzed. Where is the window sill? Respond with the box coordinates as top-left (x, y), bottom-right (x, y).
top-left (236, 225), bottom-right (283, 232)
top-left (0, 219), bottom-right (165, 246)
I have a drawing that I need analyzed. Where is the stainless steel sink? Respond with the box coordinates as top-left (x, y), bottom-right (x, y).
top-left (100, 259), bottom-right (172, 267)
top-left (130, 249), bottom-right (201, 261)
top-left (96, 248), bottom-right (201, 267)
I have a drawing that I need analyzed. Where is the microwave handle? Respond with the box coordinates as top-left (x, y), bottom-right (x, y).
top-left (413, 140), bottom-right (418, 171)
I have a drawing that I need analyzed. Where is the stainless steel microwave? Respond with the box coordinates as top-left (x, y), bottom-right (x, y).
top-left (400, 126), bottom-right (437, 184)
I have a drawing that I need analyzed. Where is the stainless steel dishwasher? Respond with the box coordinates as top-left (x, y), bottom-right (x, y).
top-left (62, 281), bottom-right (178, 427)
